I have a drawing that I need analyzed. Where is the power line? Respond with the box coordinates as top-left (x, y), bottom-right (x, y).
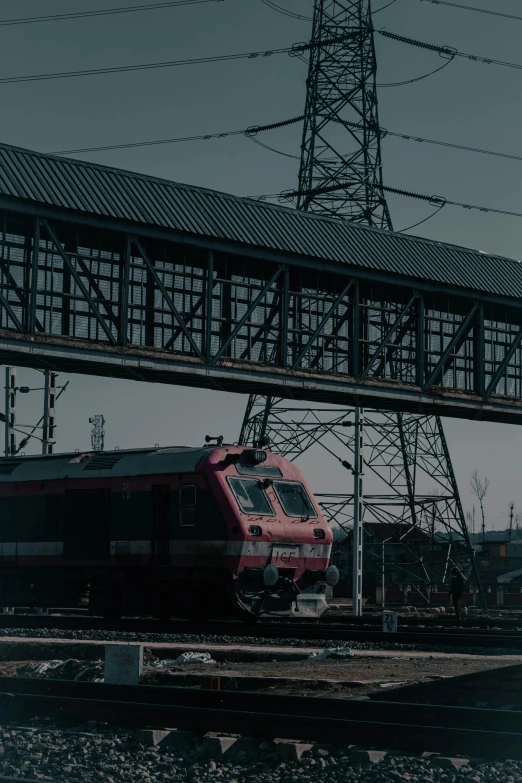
top-left (379, 29), bottom-right (522, 72)
top-left (53, 129), bottom-right (245, 155)
top-left (284, 180), bottom-right (522, 221)
top-left (373, 0), bottom-right (398, 12)
top-left (381, 126), bottom-right (522, 163)
top-left (52, 113), bottom-right (522, 168)
top-left (260, 0), bottom-right (312, 20)
top-left (384, 185), bottom-right (522, 220)
top-left (52, 115), bottom-right (305, 155)
top-left (260, 0), bottom-right (396, 20)
top-left (343, 118), bottom-right (522, 163)
top-left (396, 203), bottom-right (446, 233)
top-left (377, 55), bottom-right (454, 86)
top-left (0, 49), bottom-right (288, 86)
top-left (417, 0), bottom-right (522, 24)
top-left (0, 0), bottom-right (222, 28)
top-left (0, 33), bottom-right (355, 86)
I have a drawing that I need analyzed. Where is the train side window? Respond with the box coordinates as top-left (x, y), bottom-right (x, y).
top-left (228, 478), bottom-right (274, 515)
top-left (180, 484), bottom-right (197, 527)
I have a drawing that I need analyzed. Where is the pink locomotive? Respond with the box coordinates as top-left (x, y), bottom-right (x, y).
top-left (0, 443), bottom-right (338, 619)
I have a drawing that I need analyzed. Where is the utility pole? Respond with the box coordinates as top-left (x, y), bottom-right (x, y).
top-left (4, 367), bottom-right (16, 457)
top-left (352, 408), bottom-right (364, 615)
top-left (42, 371), bottom-right (57, 455)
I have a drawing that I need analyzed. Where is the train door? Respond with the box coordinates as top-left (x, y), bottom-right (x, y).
top-left (152, 485), bottom-right (170, 565)
top-left (64, 488), bottom-right (111, 561)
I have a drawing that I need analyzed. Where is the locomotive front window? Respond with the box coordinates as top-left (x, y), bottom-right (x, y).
top-left (273, 481), bottom-right (318, 518)
top-left (228, 478), bottom-right (274, 515)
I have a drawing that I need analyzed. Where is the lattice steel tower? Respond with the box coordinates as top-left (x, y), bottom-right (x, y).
top-left (297, 0), bottom-right (391, 227)
top-left (240, 0), bottom-right (484, 607)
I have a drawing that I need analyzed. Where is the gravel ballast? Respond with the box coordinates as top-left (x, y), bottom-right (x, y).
top-left (0, 723), bottom-right (521, 783)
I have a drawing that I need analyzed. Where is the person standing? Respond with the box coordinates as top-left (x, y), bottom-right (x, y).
top-left (449, 567), bottom-right (464, 619)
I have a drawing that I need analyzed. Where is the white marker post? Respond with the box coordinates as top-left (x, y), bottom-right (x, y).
top-left (382, 610), bottom-right (398, 633)
top-left (105, 644), bottom-right (143, 685)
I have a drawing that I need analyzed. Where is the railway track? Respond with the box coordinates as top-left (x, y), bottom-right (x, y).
top-left (1, 614), bottom-right (522, 648)
top-left (9, 607), bottom-right (522, 628)
top-left (0, 676), bottom-right (520, 759)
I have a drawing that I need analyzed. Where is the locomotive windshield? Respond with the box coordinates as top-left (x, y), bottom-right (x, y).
top-left (273, 481), bottom-right (318, 518)
top-left (229, 478), bottom-right (274, 515)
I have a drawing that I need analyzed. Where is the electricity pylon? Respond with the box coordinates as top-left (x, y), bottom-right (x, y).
top-left (240, 0), bottom-right (484, 609)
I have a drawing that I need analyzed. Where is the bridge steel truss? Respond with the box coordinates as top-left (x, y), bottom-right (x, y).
top-left (0, 206), bottom-right (522, 423)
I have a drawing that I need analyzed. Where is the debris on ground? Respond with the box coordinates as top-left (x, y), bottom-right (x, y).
top-left (17, 659), bottom-right (104, 682)
top-left (172, 652), bottom-right (217, 665)
top-left (308, 648), bottom-right (354, 661)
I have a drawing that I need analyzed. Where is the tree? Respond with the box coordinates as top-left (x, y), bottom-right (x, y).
top-left (471, 470), bottom-right (490, 543)
top-left (509, 502), bottom-right (515, 542)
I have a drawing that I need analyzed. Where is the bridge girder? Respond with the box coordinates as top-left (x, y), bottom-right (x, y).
top-left (0, 206), bottom-right (521, 423)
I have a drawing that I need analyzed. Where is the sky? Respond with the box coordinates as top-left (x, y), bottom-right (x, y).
top-left (0, 0), bottom-right (521, 530)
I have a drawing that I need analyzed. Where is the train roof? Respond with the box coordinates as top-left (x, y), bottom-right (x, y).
top-left (0, 446), bottom-right (214, 483)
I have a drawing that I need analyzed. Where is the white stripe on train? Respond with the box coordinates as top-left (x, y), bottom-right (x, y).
top-left (0, 541), bottom-right (331, 558)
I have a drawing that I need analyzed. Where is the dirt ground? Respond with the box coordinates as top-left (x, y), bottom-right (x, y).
top-left (6, 645), bottom-right (521, 699)
top-left (140, 653), bottom-right (518, 698)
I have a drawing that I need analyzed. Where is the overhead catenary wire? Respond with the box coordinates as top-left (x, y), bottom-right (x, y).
top-left (0, 33), bottom-right (355, 85)
top-left (0, 0), bottom-right (223, 28)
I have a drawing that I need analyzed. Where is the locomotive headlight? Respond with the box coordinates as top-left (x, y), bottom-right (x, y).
top-left (263, 564), bottom-right (279, 587)
top-left (325, 565), bottom-right (340, 587)
top-left (249, 525), bottom-right (262, 536)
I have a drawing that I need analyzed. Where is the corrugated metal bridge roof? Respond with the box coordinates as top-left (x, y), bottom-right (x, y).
top-left (0, 142), bottom-right (520, 301)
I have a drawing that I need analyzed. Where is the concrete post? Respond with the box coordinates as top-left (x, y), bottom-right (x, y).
top-left (105, 644), bottom-right (143, 685)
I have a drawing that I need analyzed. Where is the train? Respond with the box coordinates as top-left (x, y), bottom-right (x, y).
top-left (0, 442), bottom-right (338, 619)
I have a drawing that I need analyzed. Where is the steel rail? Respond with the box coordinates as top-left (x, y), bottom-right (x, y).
top-left (0, 615), bottom-right (522, 648)
top-left (0, 678), bottom-right (521, 759)
top-left (8, 607), bottom-right (522, 629)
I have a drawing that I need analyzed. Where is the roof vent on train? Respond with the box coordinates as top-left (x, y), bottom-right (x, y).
top-left (0, 460), bottom-right (23, 475)
top-left (83, 454), bottom-right (123, 471)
